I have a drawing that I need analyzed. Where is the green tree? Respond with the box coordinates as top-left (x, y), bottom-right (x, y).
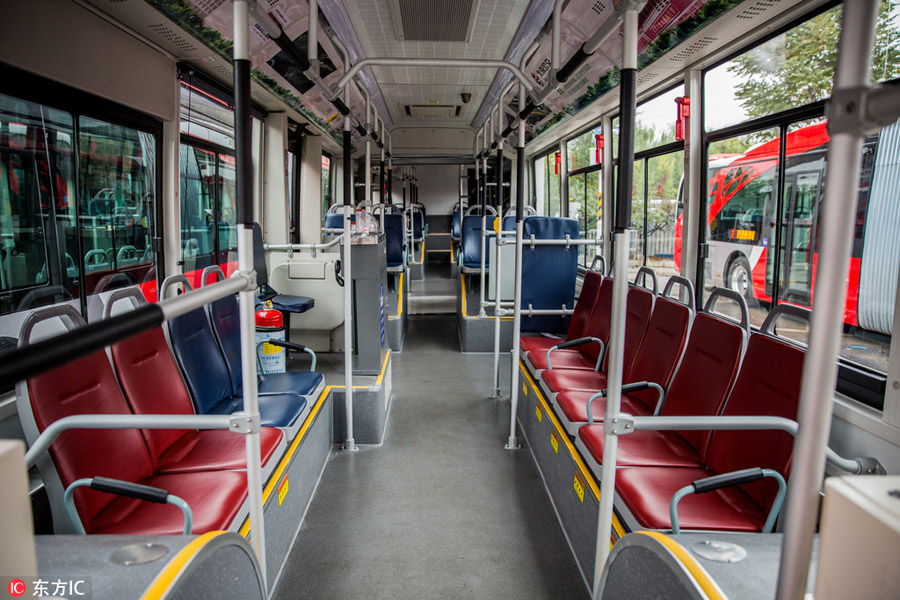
top-left (730, 1), bottom-right (900, 118)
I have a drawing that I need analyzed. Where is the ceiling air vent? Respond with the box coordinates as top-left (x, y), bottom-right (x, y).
top-left (404, 105), bottom-right (461, 118)
top-left (736, 0), bottom-right (778, 20)
top-left (147, 23), bottom-right (200, 54)
top-left (390, 0), bottom-right (480, 42)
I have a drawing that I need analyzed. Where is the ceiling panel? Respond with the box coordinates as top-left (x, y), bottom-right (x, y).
top-left (343, 0), bottom-right (529, 126)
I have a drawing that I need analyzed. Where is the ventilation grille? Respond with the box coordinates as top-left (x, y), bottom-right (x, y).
top-left (211, 64), bottom-right (232, 80)
top-left (637, 72), bottom-right (659, 86)
top-left (591, 1), bottom-right (606, 15)
top-left (189, 0), bottom-right (226, 19)
top-left (736, 0), bottom-right (778, 20)
top-left (390, 0), bottom-right (479, 42)
top-left (404, 104), bottom-right (461, 118)
top-left (669, 36), bottom-right (718, 63)
top-left (147, 23), bottom-right (199, 54)
top-left (106, 0), bottom-right (128, 4)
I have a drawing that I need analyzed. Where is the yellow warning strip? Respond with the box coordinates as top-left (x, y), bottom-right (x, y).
top-left (239, 385), bottom-right (331, 537)
top-left (636, 531), bottom-right (726, 600)
top-left (520, 361), bottom-right (625, 539)
top-left (376, 350), bottom-right (391, 386)
top-left (390, 273), bottom-right (403, 319)
top-left (459, 266), bottom-right (514, 320)
top-left (140, 531), bottom-right (226, 599)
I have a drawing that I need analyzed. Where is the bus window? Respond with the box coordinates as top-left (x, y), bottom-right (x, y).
top-left (78, 116), bottom-right (156, 296)
top-left (0, 92), bottom-right (79, 316)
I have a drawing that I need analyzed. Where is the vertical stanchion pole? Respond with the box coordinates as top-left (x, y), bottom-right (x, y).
top-left (490, 121), bottom-right (505, 399)
top-left (775, 2), bottom-right (879, 598)
top-left (593, 5), bottom-right (639, 597)
top-left (506, 81), bottom-right (527, 449)
top-left (479, 116), bottom-right (491, 318)
top-left (342, 77), bottom-right (356, 452)
top-left (232, 0), bottom-right (266, 582)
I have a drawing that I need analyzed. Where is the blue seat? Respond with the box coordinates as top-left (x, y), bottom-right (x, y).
top-left (412, 211), bottom-right (426, 241)
top-left (461, 215), bottom-right (496, 272)
top-left (383, 213), bottom-right (405, 271)
top-left (502, 216), bottom-right (516, 235)
top-left (521, 217), bottom-right (579, 333)
top-left (168, 303), bottom-right (310, 438)
top-left (451, 210), bottom-right (461, 241)
top-left (324, 213), bottom-right (354, 229)
top-left (208, 290), bottom-right (324, 398)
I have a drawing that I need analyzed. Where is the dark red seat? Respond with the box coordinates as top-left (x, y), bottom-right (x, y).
top-left (613, 332), bottom-right (804, 532)
top-left (26, 346), bottom-right (250, 535)
top-left (550, 295), bottom-right (692, 423)
top-left (577, 311), bottom-right (745, 467)
top-left (109, 326), bottom-right (284, 475)
top-left (540, 285), bottom-right (653, 388)
top-left (519, 270), bottom-right (603, 355)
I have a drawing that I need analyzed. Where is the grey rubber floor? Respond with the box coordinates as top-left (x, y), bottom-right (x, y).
top-left (274, 313), bottom-right (589, 599)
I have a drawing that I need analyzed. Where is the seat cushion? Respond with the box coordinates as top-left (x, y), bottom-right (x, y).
top-left (257, 371), bottom-right (324, 397)
top-left (519, 336), bottom-right (563, 354)
top-left (271, 294), bottom-right (314, 314)
top-left (556, 391), bottom-right (652, 425)
top-left (154, 427), bottom-right (284, 475)
top-left (615, 466), bottom-right (767, 532)
top-left (530, 347), bottom-right (598, 371)
top-left (88, 470), bottom-right (249, 535)
top-left (579, 426), bottom-right (704, 468)
top-left (210, 394), bottom-right (308, 429)
top-left (542, 368), bottom-right (608, 394)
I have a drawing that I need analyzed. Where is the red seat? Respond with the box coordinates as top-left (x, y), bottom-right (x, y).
top-left (27, 346), bottom-right (249, 535)
top-left (577, 312), bottom-right (745, 467)
top-left (613, 332), bottom-right (804, 532)
top-left (556, 391), bottom-right (652, 426)
top-left (520, 270), bottom-right (603, 354)
top-left (110, 327), bottom-right (283, 474)
top-left (540, 285), bottom-right (653, 389)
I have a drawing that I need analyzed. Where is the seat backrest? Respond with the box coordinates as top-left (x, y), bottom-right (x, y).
top-left (624, 296), bottom-right (692, 411)
top-left (566, 270), bottom-right (603, 341)
top-left (208, 291), bottom-right (244, 396)
top-left (324, 213), bottom-right (355, 229)
top-left (168, 305), bottom-right (235, 415)
top-left (659, 312), bottom-right (746, 459)
top-left (461, 215), bottom-right (495, 268)
top-left (521, 217), bottom-right (579, 333)
top-left (451, 210), bottom-right (461, 239)
top-left (706, 333), bottom-right (805, 512)
top-left (383, 213), bottom-right (405, 267)
top-left (412, 211), bottom-right (425, 238)
top-left (250, 222), bottom-right (269, 288)
top-left (26, 348), bottom-right (155, 530)
top-left (603, 285), bottom-right (654, 375)
top-left (110, 326), bottom-right (195, 467)
top-left (579, 276), bottom-right (614, 363)
top-left (502, 215), bottom-right (516, 234)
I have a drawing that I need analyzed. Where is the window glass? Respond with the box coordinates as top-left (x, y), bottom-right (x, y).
top-left (78, 116), bottom-right (156, 295)
top-left (179, 81), bottom-right (235, 149)
top-left (216, 153), bottom-right (237, 265)
top-left (568, 170), bottom-right (602, 268)
top-left (321, 153), bottom-right (332, 220)
top-left (180, 144), bottom-right (216, 273)
top-left (705, 5), bottom-right (842, 132)
top-left (645, 151), bottom-right (682, 291)
top-left (0, 93), bottom-right (79, 313)
top-left (634, 85), bottom-right (684, 154)
top-left (567, 127), bottom-right (602, 171)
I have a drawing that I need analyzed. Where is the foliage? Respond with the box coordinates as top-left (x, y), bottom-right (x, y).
top-left (729, 1), bottom-right (900, 119)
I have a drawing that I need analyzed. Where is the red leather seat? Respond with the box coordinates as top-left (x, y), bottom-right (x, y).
top-left (613, 332), bottom-right (804, 532)
top-left (540, 285), bottom-right (653, 389)
top-left (556, 391), bottom-right (652, 426)
top-left (27, 347), bottom-right (250, 535)
top-left (520, 270), bottom-right (603, 354)
top-left (110, 327), bottom-right (284, 474)
top-left (577, 312), bottom-right (745, 467)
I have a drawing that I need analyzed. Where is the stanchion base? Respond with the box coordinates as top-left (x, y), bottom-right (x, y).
top-left (488, 390), bottom-right (505, 400)
top-left (343, 439), bottom-right (358, 452)
top-left (504, 437), bottom-right (521, 450)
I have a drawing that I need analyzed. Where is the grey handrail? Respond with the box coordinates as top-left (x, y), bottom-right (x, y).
top-left (704, 286), bottom-right (750, 333)
top-left (760, 303), bottom-right (812, 337)
top-left (103, 287), bottom-right (147, 319)
top-left (633, 266), bottom-right (658, 296)
top-left (661, 275), bottom-right (696, 312)
top-left (590, 255), bottom-right (607, 276)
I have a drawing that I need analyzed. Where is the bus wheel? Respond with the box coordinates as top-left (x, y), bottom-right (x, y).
top-left (726, 256), bottom-right (753, 301)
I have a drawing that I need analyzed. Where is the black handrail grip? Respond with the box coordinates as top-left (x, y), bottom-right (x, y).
top-left (332, 98), bottom-right (351, 116)
top-left (518, 100), bottom-right (537, 120)
top-left (692, 468), bottom-right (765, 494)
top-left (557, 46), bottom-right (593, 83)
top-left (265, 339), bottom-right (306, 352)
top-left (0, 303), bottom-right (164, 389)
top-left (556, 336), bottom-right (593, 350)
top-left (90, 477), bottom-right (170, 504)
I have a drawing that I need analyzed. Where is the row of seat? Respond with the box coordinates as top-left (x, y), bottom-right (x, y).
top-left (520, 265), bottom-right (808, 534)
top-left (17, 279), bottom-right (325, 536)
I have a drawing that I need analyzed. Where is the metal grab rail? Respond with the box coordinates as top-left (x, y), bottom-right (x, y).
top-left (496, 235), bottom-right (601, 247)
top-left (265, 238), bottom-right (343, 258)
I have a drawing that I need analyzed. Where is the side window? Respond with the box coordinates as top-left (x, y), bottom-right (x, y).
top-left (78, 117), bottom-right (156, 295)
top-left (708, 164), bottom-right (776, 244)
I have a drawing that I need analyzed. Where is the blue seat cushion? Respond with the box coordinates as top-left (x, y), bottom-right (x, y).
top-left (209, 394), bottom-right (308, 429)
top-left (461, 215), bottom-right (495, 269)
top-left (267, 294), bottom-right (314, 314)
top-left (383, 214), bottom-right (405, 267)
top-left (451, 210), bottom-right (461, 240)
top-left (257, 371), bottom-right (324, 397)
top-left (324, 213), bottom-right (354, 229)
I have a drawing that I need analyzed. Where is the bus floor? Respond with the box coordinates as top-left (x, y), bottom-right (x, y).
top-left (274, 313), bottom-right (589, 599)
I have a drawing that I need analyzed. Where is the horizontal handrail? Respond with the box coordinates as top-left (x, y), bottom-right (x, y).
top-left (497, 235), bottom-right (601, 247)
top-left (24, 413), bottom-right (249, 468)
top-left (265, 238), bottom-right (342, 252)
